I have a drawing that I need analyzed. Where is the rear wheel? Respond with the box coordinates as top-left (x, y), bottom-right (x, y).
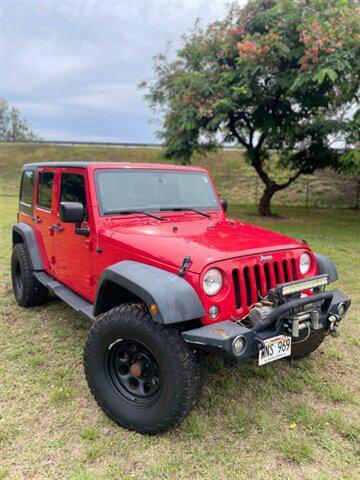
top-left (84, 304), bottom-right (204, 435)
top-left (11, 243), bottom-right (48, 307)
top-left (290, 330), bottom-right (326, 359)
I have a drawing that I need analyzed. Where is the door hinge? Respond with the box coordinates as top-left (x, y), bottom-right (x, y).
top-left (84, 239), bottom-right (93, 251)
top-left (85, 275), bottom-right (96, 286)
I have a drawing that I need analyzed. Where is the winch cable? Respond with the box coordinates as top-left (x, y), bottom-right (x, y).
top-left (292, 324), bottom-right (311, 344)
top-left (251, 291), bottom-right (334, 333)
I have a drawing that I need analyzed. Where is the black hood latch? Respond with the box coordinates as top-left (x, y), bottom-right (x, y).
top-left (179, 256), bottom-right (192, 277)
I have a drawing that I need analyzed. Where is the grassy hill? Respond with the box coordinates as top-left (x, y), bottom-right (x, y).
top-left (0, 142), bottom-right (358, 208)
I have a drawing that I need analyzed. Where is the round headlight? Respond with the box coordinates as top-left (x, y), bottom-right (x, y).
top-left (299, 252), bottom-right (311, 275)
top-left (203, 268), bottom-right (223, 296)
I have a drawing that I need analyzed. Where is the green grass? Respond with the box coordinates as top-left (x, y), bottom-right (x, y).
top-left (277, 434), bottom-right (314, 464)
top-left (0, 142), bottom-right (358, 208)
top-left (0, 145), bottom-right (359, 479)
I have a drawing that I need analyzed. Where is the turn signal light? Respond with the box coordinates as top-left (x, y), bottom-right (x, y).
top-left (149, 303), bottom-right (158, 315)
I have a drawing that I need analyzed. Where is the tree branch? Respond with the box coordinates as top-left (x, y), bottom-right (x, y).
top-left (235, 112), bottom-right (254, 146)
top-left (228, 113), bottom-right (249, 148)
top-left (255, 132), bottom-right (266, 152)
top-left (277, 169), bottom-right (303, 190)
top-left (251, 153), bottom-right (273, 187)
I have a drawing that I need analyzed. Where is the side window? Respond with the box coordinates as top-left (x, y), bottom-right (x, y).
top-left (19, 170), bottom-right (35, 215)
top-left (37, 172), bottom-right (54, 210)
top-left (60, 173), bottom-right (86, 205)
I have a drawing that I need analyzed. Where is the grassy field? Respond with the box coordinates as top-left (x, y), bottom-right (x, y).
top-left (0, 145), bottom-right (359, 479)
top-left (0, 143), bottom-right (358, 208)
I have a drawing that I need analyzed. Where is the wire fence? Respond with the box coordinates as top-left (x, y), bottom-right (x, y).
top-left (1, 140), bottom-right (358, 209)
top-left (215, 171), bottom-right (359, 209)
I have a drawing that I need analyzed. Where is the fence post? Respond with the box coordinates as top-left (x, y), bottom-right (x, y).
top-left (255, 176), bottom-right (259, 206)
top-left (305, 178), bottom-right (310, 208)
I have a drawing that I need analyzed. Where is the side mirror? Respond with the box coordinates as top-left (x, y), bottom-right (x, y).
top-left (59, 201), bottom-right (84, 223)
top-left (220, 198), bottom-right (228, 213)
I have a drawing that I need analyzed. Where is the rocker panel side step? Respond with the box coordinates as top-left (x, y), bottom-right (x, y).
top-left (34, 271), bottom-right (96, 323)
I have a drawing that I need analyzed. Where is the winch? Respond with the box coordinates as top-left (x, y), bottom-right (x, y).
top-left (245, 276), bottom-right (330, 342)
top-left (247, 303), bottom-right (273, 329)
top-left (283, 309), bottom-right (322, 338)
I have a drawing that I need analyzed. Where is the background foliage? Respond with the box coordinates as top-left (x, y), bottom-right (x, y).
top-left (0, 98), bottom-right (38, 142)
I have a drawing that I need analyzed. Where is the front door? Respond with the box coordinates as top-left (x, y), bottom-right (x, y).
top-left (52, 169), bottom-right (93, 300)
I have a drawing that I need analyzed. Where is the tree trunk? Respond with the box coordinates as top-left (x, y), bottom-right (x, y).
top-left (259, 185), bottom-right (277, 216)
top-left (249, 149), bottom-right (303, 217)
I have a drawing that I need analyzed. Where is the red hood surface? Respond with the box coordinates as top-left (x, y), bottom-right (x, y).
top-left (101, 215), bottom-right (305, 273)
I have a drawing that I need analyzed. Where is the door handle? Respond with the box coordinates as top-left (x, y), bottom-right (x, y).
top-left (32, 216), bottom-right (42, 224)
top-left (51, 224), bottom-right (64, 232)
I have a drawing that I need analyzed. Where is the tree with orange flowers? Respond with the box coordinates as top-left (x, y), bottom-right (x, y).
top-left (143, 0), bottom-right (359, 216)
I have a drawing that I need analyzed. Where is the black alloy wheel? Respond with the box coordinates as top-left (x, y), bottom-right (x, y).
top-left (107, 338), bottom-right (162, 403)
top-left (11, 243), bottom-right (48, 307)
top-left (84, 303), bottom-right (204, 434)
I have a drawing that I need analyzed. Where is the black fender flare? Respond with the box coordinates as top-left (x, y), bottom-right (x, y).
top-left (315, 253), bottom-right (338, 283)
top-left (94, 260), bottom-right (205, 324)
top-left (12, 223), bottom-right (43, 271)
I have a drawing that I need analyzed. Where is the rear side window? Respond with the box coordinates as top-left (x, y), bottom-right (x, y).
top-left (60, 173), bottom-right (86, 205)
top-left (37, 172), bottom-right (54, 210)
top-left (19, 170), bottom-right (35, 215)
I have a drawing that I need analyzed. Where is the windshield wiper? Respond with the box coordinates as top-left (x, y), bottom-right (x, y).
top-left (104, 209), bottom-right (165, 220)
top-left (160, 207), bottom-right (211, 218)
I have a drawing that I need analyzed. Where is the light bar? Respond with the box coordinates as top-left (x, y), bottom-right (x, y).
top-left (277, 274), bottom-right (329, 296)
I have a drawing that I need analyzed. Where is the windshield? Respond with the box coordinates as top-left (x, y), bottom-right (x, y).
top-left (95, 169), bottom-right (221, 215)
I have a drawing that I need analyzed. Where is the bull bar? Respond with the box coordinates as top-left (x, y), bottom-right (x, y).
top-left (182, 275), bottom-right (351, 363)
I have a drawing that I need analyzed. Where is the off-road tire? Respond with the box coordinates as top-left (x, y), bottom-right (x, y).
top-left (11, 243), bottom-right (48, 307)
top-left (290, 330), bottom-right (326, 359)
top-left (84, 303), bottom-right (204, 435)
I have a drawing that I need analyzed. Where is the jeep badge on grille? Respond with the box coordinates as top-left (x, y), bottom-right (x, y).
top-left (259, 254), bottom-right (273, 262)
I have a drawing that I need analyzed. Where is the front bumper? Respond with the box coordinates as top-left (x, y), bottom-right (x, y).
top-left (182, 287), bottom-right (351, 363)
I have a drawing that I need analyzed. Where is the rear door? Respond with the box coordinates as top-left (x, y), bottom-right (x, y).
top-left (33, 168), bottom-right (57, 274)
top-left (18, 168), bottom-right (36, 222)
top-left (52, 169), bottom-right (93, 299)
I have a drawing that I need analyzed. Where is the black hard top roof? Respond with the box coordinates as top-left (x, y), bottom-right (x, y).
top-left (23, 162), bottom-right (131, 170)
top-left (22, 162), bottom-right (206, 173)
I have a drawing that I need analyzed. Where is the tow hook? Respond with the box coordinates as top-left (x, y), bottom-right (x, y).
top-left (327, 314), bottom-right (340, 338)
top-left (256, 339), bottom-right (265, 351)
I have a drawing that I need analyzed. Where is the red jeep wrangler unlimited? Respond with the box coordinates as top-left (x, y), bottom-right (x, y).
top-left (12, 162), bottom-right (350, 434)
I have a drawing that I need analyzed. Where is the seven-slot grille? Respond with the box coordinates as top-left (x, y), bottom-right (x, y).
top-left (232, 258), bottom-right (297, 309)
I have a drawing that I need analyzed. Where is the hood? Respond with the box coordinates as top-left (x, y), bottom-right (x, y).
top-left (101, 216), bottom-right (305, 273)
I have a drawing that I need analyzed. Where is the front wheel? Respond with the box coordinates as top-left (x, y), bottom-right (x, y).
top-left (84, 304), bottom-right (204, 435)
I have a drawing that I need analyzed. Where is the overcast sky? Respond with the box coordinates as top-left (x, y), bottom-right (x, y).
top-left (2, 1), bottom-right (233, 142)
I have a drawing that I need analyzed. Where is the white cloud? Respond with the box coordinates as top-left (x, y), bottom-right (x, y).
top-left (13, 83), bottom-right (146, 116)
top-left (38, 127), bottom-right (123, 143)
top-left (12, 100), bottom-right (66, 117)
top-left (3, 36), bottom-right (109, 93)
top-left (62, 84), bottom-right (144, 113)
top-left (2, 0), bottom-right (234, 141)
